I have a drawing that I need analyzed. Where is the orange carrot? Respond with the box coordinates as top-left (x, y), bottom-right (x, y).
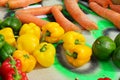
top-left (89, 2), bottom-right (120, 29)
top-left (15, 5), bottom-right (62, 16)
top-left (16, 6), bottom-right (52, 16)
top-left (8, 0), bottom-right (41, 9)
top-left (89, 0), bottom-right (112, 8)
top-left (51, 6), bottom-right (81, 32)
top-left (64, 0), bottom-right (98, 30)
top-left (0, 0), bottom-right (8, 6)
top-left (15, 13), bottom-right (48, 28)
top-left (110, 4), bottom-right (120, 13)
top-left (15, 5), bottom-right (62, 28)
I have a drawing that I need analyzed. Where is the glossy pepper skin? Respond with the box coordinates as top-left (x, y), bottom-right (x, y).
top-left (33, 42), bottom-right (56, 67)
top-left (0, 16), bottom-right (22, 35)
top-left (0, 42), bottom-right (16, 62)
top-left (19, 23), bottom-right (41, 39)
top-left (17, 34), bottom-right (39, 54)
top-left (0, 34), bottom-right (5, 48)
top-left (61, 31), bottom-right (86, 50)
top-left (13, 50), bottom-right (36, 72)
top-left (0, 57), bottom-right (22, 78)
top-left (0, 56), bottom-right (28, 80)
top-left (0, 27), bottom-right (16, 46)
top-left (65, 45), bottom-right (92, 67)
top-left (6, 69), bottom-right (28, 80)
top-left (42, 22), bottom-right (64, 43)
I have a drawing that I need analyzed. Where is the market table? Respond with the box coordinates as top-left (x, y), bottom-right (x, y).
top-left (0, 1), bottom-right (120, 80)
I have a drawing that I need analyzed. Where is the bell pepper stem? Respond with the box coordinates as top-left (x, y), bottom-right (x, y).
top-left (75, 39), bottom-right (80, 45)
top-left (14, 35), bottom-right (19, 39)
top-left (41, 31), bottom-right (50, 42)
top-left (40, 44), bottom-right (47, 52)
top-left (65, 50), bottom-right (77, 59)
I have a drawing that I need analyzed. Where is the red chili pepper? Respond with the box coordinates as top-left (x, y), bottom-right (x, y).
top-left (0, 56), bottom-right (28, 80)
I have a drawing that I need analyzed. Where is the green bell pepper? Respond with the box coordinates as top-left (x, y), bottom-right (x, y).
top-left (0, 34), bottom-right (5, 48)
top-left (0, 42), bottom-right (16, 62)
top-left (0, 16), bottom-right (22, 35)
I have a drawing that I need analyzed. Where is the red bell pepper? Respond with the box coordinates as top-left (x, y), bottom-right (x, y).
top-left (0, 56), bottom-right (28, 80)
top-left (6, 69), bottom-right (28, 80)
top-left (98, 77), bottom-right (111, 80)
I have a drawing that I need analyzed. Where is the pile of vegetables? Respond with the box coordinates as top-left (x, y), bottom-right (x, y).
top-left (0, 34), bottom-right (28, 80)
top-left (0, 16), bottom-right (94, 80)
top-left (0, 0), bottom-right (120, 80)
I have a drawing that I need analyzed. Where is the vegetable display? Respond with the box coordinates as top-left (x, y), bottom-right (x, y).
top-left (0, 0), bottom-right (120, 80)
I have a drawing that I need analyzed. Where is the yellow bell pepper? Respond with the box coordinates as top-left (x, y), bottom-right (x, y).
top-left (0, 27), bottom-right (16, 46)
top-left (41, 22), bottom-right (64, 43)
top-left (17, 34), bottom-right (39, 54)
top-left (61, 31), bottom-right (86, 50)
top-left (33, 42), bottom-right (56, 67)
top-left (13, 50), bottom-right (37, 72)
top-left (65, 45), bottom-right (92, 67)
top-left (19, 23), bottom-right (41, 39)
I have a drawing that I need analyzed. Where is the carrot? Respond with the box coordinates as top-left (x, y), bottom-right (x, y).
top-left (110, 4), bottom-right (120, 13)
top-left (7, 0), bottom-right (41, 9)
top-left (15, 5), bottom-right (63, 28)
top-left (15, 5), bottom-right (62, 16)
top-left (89, 0), bottom-right (112, 8)
top-left (15, 13), bottom-right (48, 28)
top-left (15, 6), bottom-right (52, 16)
top-left (89, 2), bottom-right (120, 29)
top-left (64, 0), bottom-right (98, 30)
top-left (0, 0), bottom-right (8, 7)
top-left (51, 6), bottom-right (81, 32)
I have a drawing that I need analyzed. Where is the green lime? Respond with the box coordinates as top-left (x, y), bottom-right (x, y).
top-left (92, 36), bottom-right (116, 60)
top-left (114, 33), bottom-right (120, 47)
top-left (112, 46), bottom-right (120, 68)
